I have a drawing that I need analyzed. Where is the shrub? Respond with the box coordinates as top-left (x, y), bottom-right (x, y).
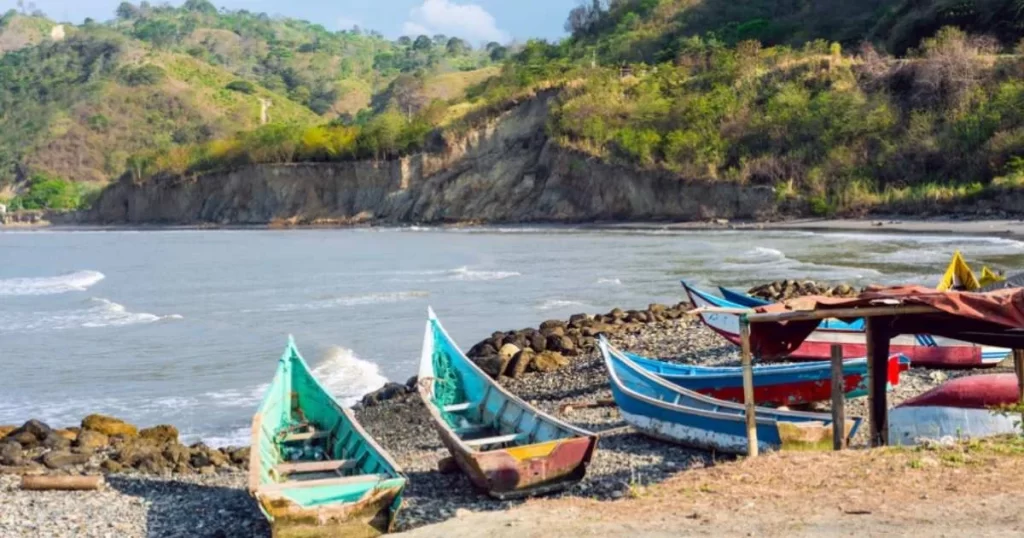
top-left (226, 80), bottom-right (256, 94)
top-left (119, 64), bottom-right (167, 87)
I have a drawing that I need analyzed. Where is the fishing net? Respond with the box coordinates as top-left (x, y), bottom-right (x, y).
top-left (430, 324), bottom-right (466, 428)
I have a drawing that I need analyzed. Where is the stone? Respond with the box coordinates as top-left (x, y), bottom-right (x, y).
top-left (532, 351), bottom-right (570, 373)
top-left (498, 343), bottom-right (520, 363)
top-left (76, 430), bottom-right (110, 451)
top-left (42, 450), bottom-right (90, 469)
top-left (360, 382), bottom-right (408, 407)
top-left (163, 443), bottom-right (191, 467)
top-left (198, 465), bottom-right (216, 475)
top-left (609, 308), bottom-right (625, 320)
top-left (42, 433), bottom-right (72, 451)
top-left (582, 323), bottom-right (617, 337)
top-left (0, 425), bottom-right (14, 439)
top-left (568, 313), bottom-right (590, 328)
top-left (539, 319), bottom-right (565, 332)
top-left (508, 349), bottom-right (536, 379)
top-left (437, 456), bottom-right (459, 474)
top-left (4, 419), bottom-right (53, 448)
top-left (101, 459), bottom-right (125, 473)
top-left (191, 445), bottom-right (228, 468)
top-left (648, 303), bottom-right (668, 313)
top-left (0, 441), bottom-right (23, 466)
top-left (546, 334), bottom-right (576, 355)
top-left (467, 342), bottom-right (497, 358)
top-left (405, 375), bottom-right (419, 392)
top-left (7, 430), bottom-right (39, 448)
top-left (476, 355), bottom-right (512, 378)
top-left (540, 325), bottom-right (565, 337)
top-left (229, 447), bottom-right (250, 466)
top-left (55, 429), bottom-right (78, 442)
top-left (529, 332), bottom-right (547, 353)
top-left (139, 425), bottom-right (179, 445)
top-left (82, 414), bottom-right (138, 438)
top-left (116, 440), bottom-right (161, 467)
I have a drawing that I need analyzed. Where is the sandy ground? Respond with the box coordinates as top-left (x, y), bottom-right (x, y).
top-left (400, 437), bottom-right (1024, 537)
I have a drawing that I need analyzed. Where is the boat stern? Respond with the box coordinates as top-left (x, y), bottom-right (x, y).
top-left (461, 435), bottom-right (598, 499)
top-left (257, 479), bottom-right (407, 538)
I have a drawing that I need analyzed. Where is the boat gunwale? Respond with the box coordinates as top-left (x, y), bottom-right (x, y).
top-left (599, 337), bottom-right (858, 427)
top-left (417, 307), bottom-right (597, 456)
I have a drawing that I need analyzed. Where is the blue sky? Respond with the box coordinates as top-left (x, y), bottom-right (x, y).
top-left (8, 0), bottom-right (577, 44)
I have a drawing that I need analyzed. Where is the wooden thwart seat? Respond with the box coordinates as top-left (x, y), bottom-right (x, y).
top-left (443, 402), bottom-right (474, 413)
top-left (261, 473), bottom-right (386, 494)
top-left (464, 433), bottom-right (523, 448)
top-left (453, 424), bottom-right (490, 437)
top-left (274, 459), bottom-right (356, 476)
top-left (282, 430), bottom-right (329, 443)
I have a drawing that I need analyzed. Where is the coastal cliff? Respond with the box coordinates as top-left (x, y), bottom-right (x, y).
top-left (88, 92), bottom-right (778, 225)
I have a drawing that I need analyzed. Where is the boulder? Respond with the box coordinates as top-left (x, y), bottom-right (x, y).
top-left (229, 447), bottom-right (250, 466)
top-left (139, 425), bottom-right (179, 445)
top-left (162, 443), bottom-right (190, 467)
top-left (76, 430), bottom-right (110, 452)
top-left (609, 308), bottom-right (626, 320)
top-left (568, 313), bottom-right (590, 328)
top-left (528, 332), bottom-right (547, 353)
top-left (476, 355), bottom-right (512, 378)
top-left (42, 433), bottom-right (71, 451)
top-left (360, 382), bottom-right (409, 407)
top-left (82, 415), bottom-right (138, 438)
top-left (4, 419), bottom-right (53, 448)
top-left (0, 426), bottom-right (14, 439)
top-left (583, 323), bottom-right (618, 337)
top-left (198, 465), bottom-right (216, 475)
top-left (101, 459), bottom-right (124, 473)
top-left (533, 351), bottom-right (570, 373)
top-left (55, 429), bottom-right (78, 442)
top-left (115, 440), bottom-right (162, 468)
top-left (648, 303), bottom-right (668, 314)
top-left (0, 441), bottom-right (23, 466)
top-left (546, 334), bottom-right (576, 356)
top-left (42, 450), bottom-right (90, 470)
top-left (191, 445), bottom-right (228, 468)
top-left (508, 349), bottom-right (536, 379)
top-left (540, 325), bottom-right (565, 337)
top-left (498, 343), bottom-right (520, 362)
top-left (539, 319), bottom-right (565, 332)
top-left (405, 376), bottom-right (419, 392)
top-left (467, 341), bottom-right (496, 358)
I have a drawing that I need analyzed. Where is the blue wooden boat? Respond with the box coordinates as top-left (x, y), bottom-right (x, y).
top-left (710, 282), bottom-right (864, 331)
top-left (599, 337), bottom-right (862, 454)
top-left (249, 337), bottom-right (406, 537)
top-left (625, 350), bottom-right (910, 406)
top-left (417, 308), bottom-right (598, 498)
top-left (718, 286), bottom-right (770, 307)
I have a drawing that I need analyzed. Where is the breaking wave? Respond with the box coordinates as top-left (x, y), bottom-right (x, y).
top-left (596, 278), bottom-right (622, 285)
top-left (0, 270), bottom-right (105, 296)
top-left (449, 266), bottom-right (520, 281)
top-left (0, 297), bottom-right (181, 333)
top-left (538, 299), bottom-right (590, 311)
top-left (250, 291), bottom-right (429, 313)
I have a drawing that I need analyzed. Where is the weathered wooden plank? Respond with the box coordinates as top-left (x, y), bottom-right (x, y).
top-left (261, 474), bottom-right (385, 493)
top-left (747, 305), bottom-right (936, 323)
top-left (866, 318), bottom-right (891, 447)
top-left (282, 430), bottom-right (329, 443)
top-left (831, 344), bottom-right (846, 451)
top-left (443, 402), bottom-right (473, 413)
top-left (274, 459), bottom-right (356, 475)
top-left (464, 433), bottom-right (522, 447)
top-left (739, 315), bottom-right (758, 457)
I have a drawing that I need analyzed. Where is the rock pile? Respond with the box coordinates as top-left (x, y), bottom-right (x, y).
top-left (465, 303), bottom-right (691, 379)
top-left (747, 280), bottom-right (860, 301)
top-left (0, 415), bottom-right (249, 476)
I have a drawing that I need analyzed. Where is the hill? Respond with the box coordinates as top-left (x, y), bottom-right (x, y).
top-left (0, 1), bottom-right (500, 210)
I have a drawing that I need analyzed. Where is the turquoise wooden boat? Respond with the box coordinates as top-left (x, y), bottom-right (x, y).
top-left (249, 336), bottom-right (406, 538)
top-left (417, 308), bottom-right (598, 499)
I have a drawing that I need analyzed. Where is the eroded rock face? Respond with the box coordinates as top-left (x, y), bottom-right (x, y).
top-left (89, 92), bottom-right (778, 226)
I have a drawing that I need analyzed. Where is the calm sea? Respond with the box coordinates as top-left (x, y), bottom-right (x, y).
top-left (2, 226), bottom-right (1021, 445)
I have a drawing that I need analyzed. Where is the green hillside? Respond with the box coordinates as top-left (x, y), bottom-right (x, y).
top-left (0, 1), bottom-right (499, 208)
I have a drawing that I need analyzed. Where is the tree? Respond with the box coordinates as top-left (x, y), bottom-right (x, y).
top-left (115, 2), bottom-right (139, 20)
top-left (413, 35), bottom-right (433, 51)
top-left (183, 0), bottom-right (216, 14)
top-left (446, 37), bottom-right (469, 56)
top-left (397, 35), bottom-right (412, 47)
top-left (432, 34), bottom-right (448, 46)
top-left (489, 45), bottom-right (508, 62)
top-left (485, 41), bottom-right (501, 52)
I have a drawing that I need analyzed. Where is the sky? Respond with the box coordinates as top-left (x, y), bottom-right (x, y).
top-left (5, 0), bottom-right (579, 44)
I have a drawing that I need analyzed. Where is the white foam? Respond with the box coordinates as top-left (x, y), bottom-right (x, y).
top-left (0, 298), bottom-right (181, 333)
top-left (597, 278), bottom-right (623, 285)
top-left (449, 266), bottom-right (521, 281)
top-left (252, 291), bottom-right (429, 313)
top-left (310, 346), bottom-right (388, 407)
top-left (0, 270), bottom-right (105, 296)
top-left (538, 299), bottom-right (590, 311)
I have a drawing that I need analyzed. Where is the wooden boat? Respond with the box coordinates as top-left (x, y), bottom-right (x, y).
top-left (626, 349), bottom-right (910, 406)
top-left (249, 337), bottom-right (407, 538)
top-left (889, 373), bottom-right (1022, 445)
top-left (599, 338), bottom-right (861, 454)
top-left (684, 280), bottom-right (1008, 369)
top-left (417, 308), bottom-right (598, 499)
top-left (717, 285), bottom-right (864, 330)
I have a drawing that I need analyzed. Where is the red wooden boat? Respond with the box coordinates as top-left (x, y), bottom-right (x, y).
top-left (684, 281), bottom-right (1009, 369)
top-left (889, 374), bottom-right (1022, 445)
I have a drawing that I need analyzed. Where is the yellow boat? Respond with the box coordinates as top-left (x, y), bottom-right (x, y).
top-left (936, 251), bottom-right (1004, 291)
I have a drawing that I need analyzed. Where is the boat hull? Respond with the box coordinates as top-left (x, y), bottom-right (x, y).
top-left (889, 373), bottom-right (1023, 445)
top-left (684, 281), bottom-right (1007, 369)
top-left (628, 352), bottom-right (907, 406)
top-left (258, 477), bottom-right (405, 538)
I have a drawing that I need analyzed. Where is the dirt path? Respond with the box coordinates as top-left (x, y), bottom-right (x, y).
top-left (400, 438), bottom-right (1024, 537)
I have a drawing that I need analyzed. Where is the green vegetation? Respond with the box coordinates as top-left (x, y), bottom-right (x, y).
top-left (4, 173), bottom-right (96, 210)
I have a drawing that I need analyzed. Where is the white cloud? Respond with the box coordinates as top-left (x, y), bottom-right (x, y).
top-left (402, 0), bottom-right (509, 44)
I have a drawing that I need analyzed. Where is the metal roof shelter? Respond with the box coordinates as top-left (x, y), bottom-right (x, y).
top-left (726, 286), bottom-right (1024, 455)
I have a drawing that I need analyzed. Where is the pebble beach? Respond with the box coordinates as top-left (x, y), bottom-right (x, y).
top-left (2, 308), bottom-right (1001, 538)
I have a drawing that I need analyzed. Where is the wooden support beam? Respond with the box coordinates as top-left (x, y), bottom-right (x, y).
top-left (464, 433), bottom-right (523, 448)
top-left (866, 318), bottom-right (892, 447)
top-left (282, 431), bottom-right (328, 443)
top-left (740, 314), bottom-right (758, 457)
top-left (746, 305), bottom-right (936, 324)
top-left (274, 459), bottom-right (356, 476)
top-left (21, 475), bottom-right (103, 491)
top-left (1014, 349), bottom-right (1024, 428)
top-left (830, 344), bottom-right (846, 451)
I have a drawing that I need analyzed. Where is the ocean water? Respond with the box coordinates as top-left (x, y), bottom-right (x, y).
top-left (2, 226), bottom-right (1023, 446)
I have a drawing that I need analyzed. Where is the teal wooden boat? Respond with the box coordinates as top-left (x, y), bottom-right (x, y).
top-left (249, 337), bottom-right (406, 538)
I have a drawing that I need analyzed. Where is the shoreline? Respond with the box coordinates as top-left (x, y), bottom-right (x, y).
top-left (4, 217), bottom-right (1024, 237)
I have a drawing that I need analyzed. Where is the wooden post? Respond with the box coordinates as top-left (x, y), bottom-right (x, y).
top-left (1014, 349), bottom-right (1024, 426)
top-left (866, 318), bottom-right (892, 447)
top-left (740, 314), bottom-right (758, 457)
top-left (21, 475), bottom-right (104, 491)
top-left (830, 344), bottom-right (846, 451)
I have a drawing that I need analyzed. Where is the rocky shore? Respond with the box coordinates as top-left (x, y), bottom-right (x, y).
top-left (0, 300), bottom-right (1006, 537)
